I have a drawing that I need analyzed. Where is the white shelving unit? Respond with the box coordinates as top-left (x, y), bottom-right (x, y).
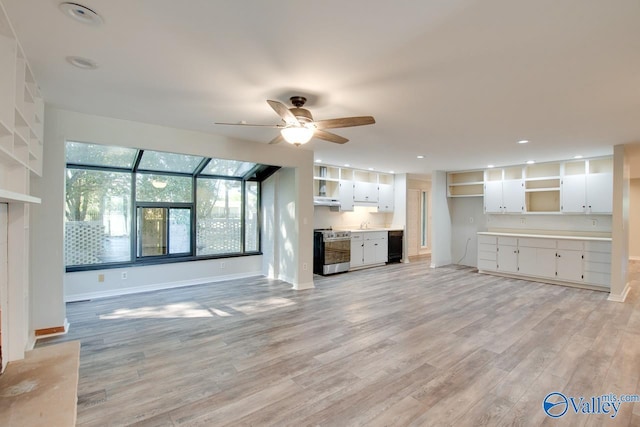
top-left (0, 1), bottom-right (43, 373)
top-left (447, 170), bottom-right (484, 197)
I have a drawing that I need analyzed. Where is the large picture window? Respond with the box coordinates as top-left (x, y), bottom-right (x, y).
top-left (64, 141), bottom-right (275, 271)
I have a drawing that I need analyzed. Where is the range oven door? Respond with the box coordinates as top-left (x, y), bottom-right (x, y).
top-left (322, 238), bottom-right (351, 275)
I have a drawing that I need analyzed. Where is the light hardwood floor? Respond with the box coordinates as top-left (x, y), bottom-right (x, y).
top-left (39, 261), bottom-right (640, 426)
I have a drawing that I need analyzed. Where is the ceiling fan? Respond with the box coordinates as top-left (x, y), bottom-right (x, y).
top-left (215, 96), bottom-right (375, 146)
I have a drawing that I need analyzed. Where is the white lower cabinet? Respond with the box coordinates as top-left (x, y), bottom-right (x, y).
top-left (350, 231), bottom-right (388, 270)
top-left (477, 233), bottom-right (611, 288)
top-left (497, 237), bottom-right (518, 273)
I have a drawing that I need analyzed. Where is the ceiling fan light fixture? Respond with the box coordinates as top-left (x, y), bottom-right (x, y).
top-left (281, 126), bottom-right (314, 146)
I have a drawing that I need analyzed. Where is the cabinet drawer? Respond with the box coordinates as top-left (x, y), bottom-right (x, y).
top-left (478, 259), bottom-right (497, 271)
top-left (584, 261), bottom-right (611, 274)
top-left (584, 241), bottom-right (611, 253)
top-left (557, 240), bottom-right (584, 250)
top-left (583, 271), bottom-right (610, 287)
top-left (364, 231), bottom-right (387, 240)
top-left (351, 233), bottom-right (363, 241)
top-left (497, 237), bottom-right (518, 246)
top-left (479, 243), bottom-right (497, 253)
top-left (518, 238), bottom-right (556, 249)
top-left (479, 250), bottom-right (497, 261)
top-left (478, 235), bottom-right (497, 245)
top-left (583, 251), bottom-right (610, 263)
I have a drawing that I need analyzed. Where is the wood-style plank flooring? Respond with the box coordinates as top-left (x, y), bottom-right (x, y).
top-left (39, 261), bottom-right (640, 426)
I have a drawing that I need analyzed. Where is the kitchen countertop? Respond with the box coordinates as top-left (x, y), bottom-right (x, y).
top-left (477, 231), bottom-right (612, 242)
top-left (343, 227), bottom-right (403, 232)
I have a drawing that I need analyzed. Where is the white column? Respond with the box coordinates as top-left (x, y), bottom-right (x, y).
top-left (609, 144), bottom-right (630, 301)
top-left (430, 170), bottom-right (452, 267)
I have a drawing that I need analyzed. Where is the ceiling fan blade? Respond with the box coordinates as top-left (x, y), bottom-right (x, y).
top-left (215, 122), bottom-right (283, 128)
top-left (315, 130), bottom-right (349, 144)
top-left (267, 100), bottom-right (299, 126)
top-left (268, 133), bottom-right (284, 145)
top-left (314, 116), bottom-right (375, 129)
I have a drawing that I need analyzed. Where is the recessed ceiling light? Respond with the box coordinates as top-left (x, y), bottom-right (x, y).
top-left (344, 164), bottom-right (350, 167)
top-left (526, 160), bottom-right (535, 164)
top-left (417, 155), bottom-right (425, 159)
top-left (573, 155), bottom-right (583, 159)
top-left (59, 2), bottom-right (103, 25)
top-left (315, 159), bottom-right (322, 163)
top-left (389, 171), bottom-right (395, 174)
top-left (518, 140), bottom-right (529, 144)
top-left (487, 164), bottom-right (495, 168)
top-left (66, 56), bottom-right (98, 69)
top-left (368, 167), bottom-right (374, 171)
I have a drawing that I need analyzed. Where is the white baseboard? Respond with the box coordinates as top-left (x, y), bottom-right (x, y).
top-left (608, 282), bottom-right (631, 302)
top-left (65, 271), bottom-right (262, 302)
top-left (292, 281), bottom-right (315, 290)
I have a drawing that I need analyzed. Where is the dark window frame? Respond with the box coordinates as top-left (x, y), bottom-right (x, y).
top-left (64, 145), bottom-right (269, 273)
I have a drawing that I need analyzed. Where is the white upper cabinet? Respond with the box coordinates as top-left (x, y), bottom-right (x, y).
top-left (338, 180), bottom-right (354, 211)
top-left (378, 174), bottom-right (394, 212)
top-left (561, 158), bottom-right (612, 214)
top-left (484, 167), bottom-right (524, 214)
top-left (353, 181), bottom-right (378, 203)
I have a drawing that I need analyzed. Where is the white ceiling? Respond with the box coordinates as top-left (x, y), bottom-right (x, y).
top-left (4, 0), bottom-right (640, 174)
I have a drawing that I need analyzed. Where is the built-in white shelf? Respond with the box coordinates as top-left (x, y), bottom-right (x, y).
top-left (0, 189), bottom-right (40, 204)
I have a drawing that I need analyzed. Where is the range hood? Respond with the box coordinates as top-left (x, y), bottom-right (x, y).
top-left (314, 197), bottom-right (341, 207)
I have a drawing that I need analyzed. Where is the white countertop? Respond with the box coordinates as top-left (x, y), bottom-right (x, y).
top-left (478, 231), bottom-right (611, 242)
top-left (342, 228), bottom-right (404, 233)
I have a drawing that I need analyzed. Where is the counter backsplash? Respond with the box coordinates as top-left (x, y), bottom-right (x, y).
top-left (314, 205), bottom-right (391, 230)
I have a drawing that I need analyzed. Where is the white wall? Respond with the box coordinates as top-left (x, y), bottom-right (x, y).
top-left (629, 178), bottom-right (640, 259)
top-left (450, 197), bottom-right (486, 267)
top-left (313, 206), bottom-right (391, 230)
top-left (431, 171), bottom-right (452, 267)
top-left (31, 107), bottom-right (315, 329)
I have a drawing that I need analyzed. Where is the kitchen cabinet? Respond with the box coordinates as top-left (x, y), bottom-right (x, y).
top-left (350, 232), bottom-right (364, 268)
top-left (477, 233), bottom-right (611, 289)
top-left (378, 183), bottom-right (394, 212)
top-left (517, 238), bottom-right (556, 278)
top-left (496, 237), bottom-right (518, 273)
top-left (339, 180), bottom-right (354, 211)
top-left (484, 168), bottom-right (524, 214)
top-left (350, 230), bottom-right (388, 270)
top-left (561, 158), bottom-right (613, 214)
top-left (353, 181), bottom-right (378, 203)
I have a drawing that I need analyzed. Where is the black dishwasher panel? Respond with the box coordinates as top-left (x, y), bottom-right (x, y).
top-left (387, 230), bottom-right (403, 263)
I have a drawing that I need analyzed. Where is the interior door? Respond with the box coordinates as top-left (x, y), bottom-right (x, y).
top-left (406, 189), bottom-right (420, 257)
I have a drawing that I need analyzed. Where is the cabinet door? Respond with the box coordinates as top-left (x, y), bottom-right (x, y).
top-left (363, 240), bottom-right (377, 265)
top-left (518, 245), bottom-right (556, 279)
top-left (354, 182), bottom-right (378, 203)
top-left (561, 175), bottom-right (586, 213)
top-left (350, 234), bottom-right (364, 268)
top-left (502, 180), bottom-right (524, 213)
top-left (517, 246), bottom-right (537, 276)
top-left (378, 183), bottom-right (394, 212)
top-left (484, 181), bottom-right (503, 213)
top-left (586, 173), bottom-right (613, 214)
top-left (375, 236), bottom-right (388, 263)
top-left (497, 245), bottom-right (518, 273)
top-left (339, 180), bottom-right (354, 211)
top-left (555, 249), bottom-right (583, 282)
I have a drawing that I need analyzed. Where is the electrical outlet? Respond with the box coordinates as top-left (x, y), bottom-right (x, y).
top-left (303, 262), bottom-right (308, 271)
top-left (592, 219), bottom-right (598, 227)
top-left (98, 274), bottom-right (104, 283)
top-left (220, 261), bottom-right (226, 269)
top-left (121, 271), bottom-right (127, 280)
top-left (469, 217), bottom-right (474, 224)
top-left (520, 218), bottom-right (526, 224)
